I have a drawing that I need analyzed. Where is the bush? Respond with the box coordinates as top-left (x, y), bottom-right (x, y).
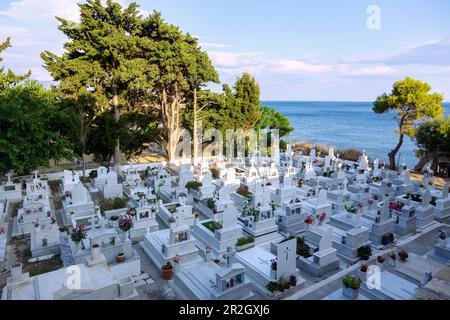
top-left (343, 275), bottom-right (362, 289)
top-left (266, 281), bottom-right (279, 293)
top-left (236, 236), bottom-right (255, 247)
top-left (185, 180), bottom-right (202, 191)
top-left (357, 246), bottom-right (372, 260)
top-left (398, 249), bottom-right (408, 262)
top-left (89, 170), bottom-right (98, 179)
top-left (297, 237), bottom-right (311, 258)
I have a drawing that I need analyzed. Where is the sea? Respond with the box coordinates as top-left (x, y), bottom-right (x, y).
top-left (262, 101), bottom-right (450, 167)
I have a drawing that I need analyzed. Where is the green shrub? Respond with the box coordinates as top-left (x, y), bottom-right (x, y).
top-left (236, 236), bottom-right (255, 247)
top-left (89, 170), bottom-right (98, 179)
top-left (342, 275), bottom-right (361, 289)
top-left (185, 181), bottom-right (202, 191)
top-left (398, 249), bottom-right (409, 261)
top-left (357, 245), bottom-right (372, 260)
top-left (297, 237), bottom-right (311, 258)
top-left (266, 281), bottom-right (279, 293)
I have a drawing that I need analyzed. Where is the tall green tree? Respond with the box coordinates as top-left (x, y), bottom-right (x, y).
top-left (258, 106), bottom-right (294, 138)
top-left (139, 12), bottom-right (218, 162)
top-left (373, 77), bottom-right (444, 169)
top-left (221, 73), bottom-right (261, 131)
top-left (0, 37), bottom-right (30, 90)
top-left (414, 116), bottom-right (450, 174)
top-left (41, 0), bottom-right (156, 172)
top-left (0, 81), bottom-right (72, 175)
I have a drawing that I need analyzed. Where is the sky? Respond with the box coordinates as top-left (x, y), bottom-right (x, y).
top-left (0, 0), bottom-right (449, 101)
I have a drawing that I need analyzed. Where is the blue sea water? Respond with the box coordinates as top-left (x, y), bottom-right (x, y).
top-left (262, 101), bottom-right (450, 167)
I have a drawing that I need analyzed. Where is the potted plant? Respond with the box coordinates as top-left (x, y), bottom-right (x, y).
top-left (161, 261), bottom-right (174, 280)
top-left (357, 245), bottom-right (372, 261)
top-left (438, 229), bottom-right (448, 247)
top-left (266, 281), bottom-right (279, 294)
top-left (118, 214), bottom-right (133, 242)
top-left (342, 275), bottom-right (362, 300)
top-left (270, 259), bottom-right (277, 280)
top-left (289, 275), bottom-right (297, 287)
top-left (359, 264), bottom-right (368, 280)
top-left (376, 256), bottom-right (386, 271)
top-left (116, 252), bottom-right (126, 263)
top-left (304, 214), bottom-right (314, 228)
top-left (398, 249), bottom-right (408, 262)
top-left (278, 276), bottom-right (288, 292)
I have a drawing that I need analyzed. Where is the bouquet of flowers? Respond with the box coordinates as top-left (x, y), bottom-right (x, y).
top-left (316, 213), bottom-right (327, 224)
top-left (304, 214), bottom-right (314, 225)
top-left (118, 214), bottom-right (134, 232)
top-left (0, 226), bottom-right (6, 234)
top-left (71, 224), bottom-right (87, 244)
top-left (205, 244), bottom-right (212, 254)
top-left (173, 254), bottom-right (181, 264)
top-left (270, 259), bottom-right (277, 271)
top-left (127, 208), bottom-right (137, 217)
top-left (344, 204), bottom-right (358, 214)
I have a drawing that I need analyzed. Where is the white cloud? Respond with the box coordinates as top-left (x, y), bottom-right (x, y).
top-left (270, 59), bottom-right (332, 74)
top-left (200, 42), bottom-right (231, 49)
top-left (348, 66), bottom-right (400, 76)
top-left (0, 0), bottom-right (81, 22)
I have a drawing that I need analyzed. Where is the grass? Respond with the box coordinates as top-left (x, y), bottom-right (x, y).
top-left (100, 197), bottom-right (128, 212)
top-left (236, 236), bottom-right (255, 247)
top-left (202, 221), bottom-right (222, 233)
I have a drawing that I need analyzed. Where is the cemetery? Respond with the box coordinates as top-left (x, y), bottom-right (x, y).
top-left (1, 145), bottom-right (450, 301)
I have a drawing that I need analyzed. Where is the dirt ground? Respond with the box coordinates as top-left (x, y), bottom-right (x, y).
top-left (410, 172), bottom-right (448, 188)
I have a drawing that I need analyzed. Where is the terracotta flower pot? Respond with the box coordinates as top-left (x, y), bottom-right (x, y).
top-left (161, 265), bottom-right (174, 280)
top-left (116, 253), bottom-right (126, 263)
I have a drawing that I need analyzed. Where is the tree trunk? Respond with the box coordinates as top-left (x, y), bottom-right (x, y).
top-left (388, 133), bottom-right (404, 170)
top-left (388, 116), bottom-right (407, 170)
top-left (431, 149), bottom-right (440, 175)
top-left (112, 88), bottom-right (121, 174)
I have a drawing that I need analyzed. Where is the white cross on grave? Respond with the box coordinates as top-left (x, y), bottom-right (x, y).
top-left (5, 172), bottom-right (12, 184)
top-left (223, 246), bottom-right (235, 267)
top-left (443, 182), bottom-right (449, 199)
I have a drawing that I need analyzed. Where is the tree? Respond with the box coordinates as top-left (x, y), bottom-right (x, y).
top-left (59, 93), bottom-right (96, 176)
top-left (0, 37), bottom-right (30, 90)
top-left (0, 81), bottom-right (72, 175)
top-left (414, 116), bottom-right (450, 174)
top-left (258, 105), bottom-right (294, 138)
top-left (41, 0), bottom-right (156, 172)
top-left (139, 12), bottom-right (218, 163)
top-left (220, 73), bottom-right (261, 131)
top-left (373, 77), bottom-right (444, 170)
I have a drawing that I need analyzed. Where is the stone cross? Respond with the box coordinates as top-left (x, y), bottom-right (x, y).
top-left (318, 189), bottom-right (327, 204)
top-left (319, 227), bottom-right (333, 253)
top-left (442, 182), bottom-right (449, 199)
top-left (356, 212), bottom-right (362, 228)
top-left (5, 172), bottom-right (12, 184)
top-left (380, 201), bottom-right (390, 222)
top-left (422, 189), bottom-right (431, 206)
top-left (223, 246), bottom-right (235, 267)
top-left (329, 148), bottom-right (334, 158)
top-left (373, 159), bottom-right (379, 171)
